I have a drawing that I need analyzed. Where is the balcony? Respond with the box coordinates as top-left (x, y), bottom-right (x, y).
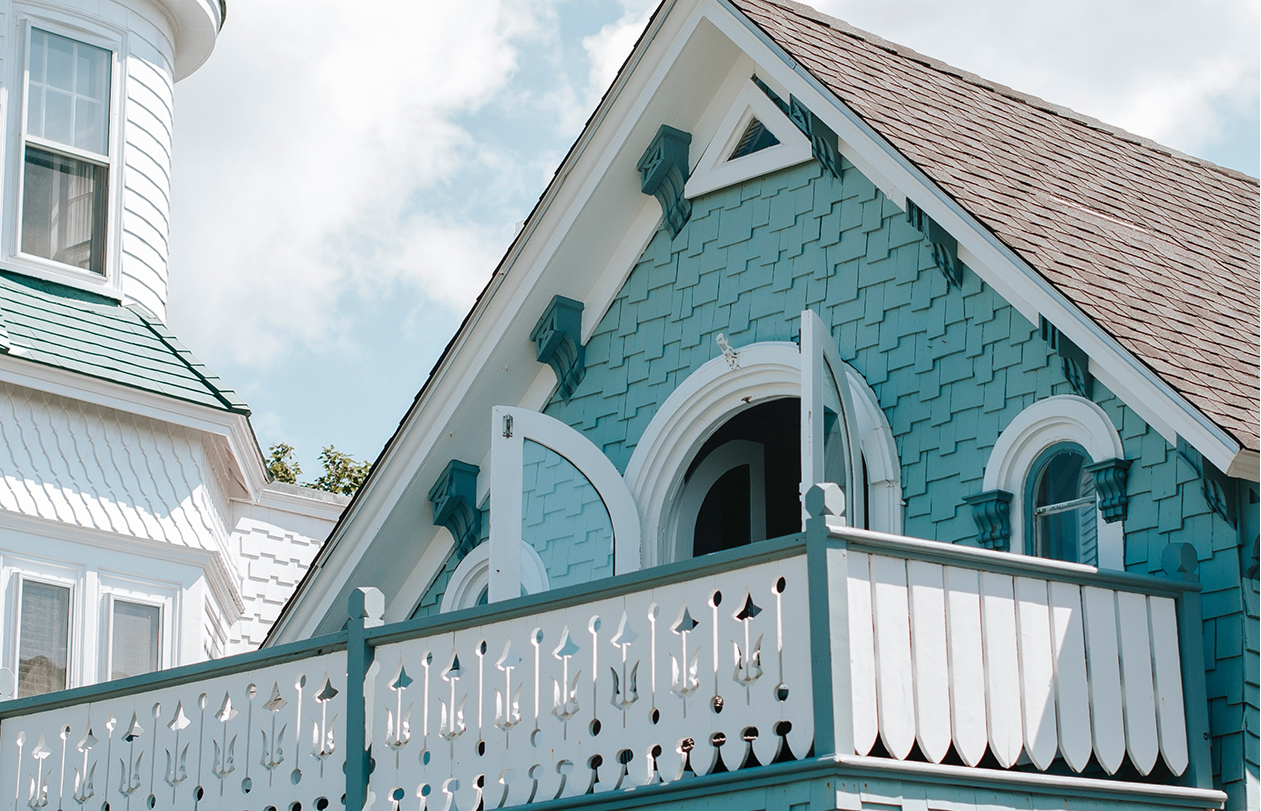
top-left (0, 506), bottom-right (1226, 811)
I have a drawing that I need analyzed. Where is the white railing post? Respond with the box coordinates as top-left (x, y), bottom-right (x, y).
top-left (805, 483), bottom-right (852, 756)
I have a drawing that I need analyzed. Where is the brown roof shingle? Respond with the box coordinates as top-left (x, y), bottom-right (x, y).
top-left (731, 0), bottom-right (1260, 452)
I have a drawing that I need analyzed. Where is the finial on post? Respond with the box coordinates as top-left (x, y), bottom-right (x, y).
top-left (348, 586), bottom-right (385, 629)
top-left (805, 483), bottom-right (846, 536)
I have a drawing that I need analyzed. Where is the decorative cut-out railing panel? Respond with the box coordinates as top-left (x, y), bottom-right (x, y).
top-left (368, 555), bottom-right (812, 810)
top-left (841, 535), bottom-right (1189, 778)
top-left (0, 651), bottom-right (347, 811)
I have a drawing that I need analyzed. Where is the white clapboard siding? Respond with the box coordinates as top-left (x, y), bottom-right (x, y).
top-left (945, 566), bottom-right (988, 766)
top-left (1015, 577), bottom-right (1059, 770)
top-left (871, 555), bottom-right (916, 759)
top-left (1082, 586), bottom-right (1126, 773)
top-left (1149, 596), bottom-right (1189, 775)
top-left (848, 552), bottom-right (879, 755)
top-left (1116, 591), bottom-right (1160, 774)
top-left (1048, 581), bottom-right (1093, 772)
top-left (981, 572), bottom-right (1023, 768)
top-left (908, 560), bottom-right (951, 763)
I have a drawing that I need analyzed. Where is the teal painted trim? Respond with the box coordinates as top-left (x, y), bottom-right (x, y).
top-left (963, 489), bottom-right (1014, 551)
top-left (905, 199), bottom-right (963, 288)
top-left (1040, 316), bottom-right (1094, 398)
top-left (831, 527), bottom-right (1198, 597)
top-left (531, 295), bottom-right (586, 401)
top-left (344, 588), bottom-right (384, 811)
top-left (716, 0), bottom-right (1242, 462)
top-left (637, 125), bottom-right (692, 238)
top-left (428, 459), bottom-right (481, 555)
top-left (1086, 457), bottom-right (1133, 523)
top-left (804, 522), bottom-right (851, 756)
top-left (0, 631), bottom-right (347, 720)
top-left (1163, 543), bottom-right (1215, 790)
top-left (365, 534), bottom-right (805, 647)
top-left (751, 75), bottom-right (843, 180)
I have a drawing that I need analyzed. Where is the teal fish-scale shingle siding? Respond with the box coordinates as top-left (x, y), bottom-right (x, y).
top-left (529, 158), bottom-right (1251, 797)
top-left (0, 272), bottom-right (247, 414)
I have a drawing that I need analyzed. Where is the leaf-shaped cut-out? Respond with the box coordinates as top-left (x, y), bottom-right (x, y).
top-left (442, 654), bottom-right (463, 682)
top-left (167, 702), bottom-right (191, 732)
top-left (314, 673), bottom-right (339, 703)
top-left (672, 607), bottom-right (698, 635)
top-left (552, 627), bottom-right (580, 660)
top-left (264, 684), bottom-right (287, 713)
top-left (734, 593), bottom-right (762, 621)
top-left (611, 612), bottom-right (639, 649)
top-left (122, 715), bottom-right (144, 744)
top-left (389, 663), bottom-right (414, 692)
top-left (215, 694), bottom-right (237, 724)
top-left (76, 723), bottom-right (98, 752)
top-left (495, 641), bottom-right (521, 672)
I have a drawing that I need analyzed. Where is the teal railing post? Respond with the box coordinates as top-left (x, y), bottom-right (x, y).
top-left (1162, 543), bottom-right (1213, 790)
top-left (804, 484), bottom-right (853, 757)
top-left (345, 587), bottom-right (385, 811)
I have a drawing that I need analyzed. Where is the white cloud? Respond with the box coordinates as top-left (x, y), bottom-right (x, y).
top-left (582, 0), bottom-right (658, 112)
top-left (169, 0), bottom-right (559, 367)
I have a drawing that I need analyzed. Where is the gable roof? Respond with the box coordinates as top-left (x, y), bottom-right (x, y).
top-left (730, 0), bottom-right (1260, 452)
top-left (0, 272), bottom-right (250, 415)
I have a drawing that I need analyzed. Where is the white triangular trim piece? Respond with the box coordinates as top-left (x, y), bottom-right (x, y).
top-left (684, 79), bottom-right (814, 198)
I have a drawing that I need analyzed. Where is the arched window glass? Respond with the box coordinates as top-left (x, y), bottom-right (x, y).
top-left (1028, 444), bottom-right (1097, 564)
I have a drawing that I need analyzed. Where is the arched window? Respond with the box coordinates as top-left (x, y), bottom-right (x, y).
top-left (1027, 443), bottom-right (1097, 563)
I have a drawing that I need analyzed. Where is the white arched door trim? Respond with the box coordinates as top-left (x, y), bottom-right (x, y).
top-left (625, 339), bottom-right (903, 568)
top-left (440, 538), bottom-right (549, 613)
top-left (489, 406), bottom-right (641, 602)
top-left (983, 395), bottom-right (1125, 569)
top-left (672, 439), bottom-right (767, 561)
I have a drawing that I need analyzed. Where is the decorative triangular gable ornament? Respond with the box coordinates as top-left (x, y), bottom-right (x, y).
top-left (683, 79), bottom-right (814, 199)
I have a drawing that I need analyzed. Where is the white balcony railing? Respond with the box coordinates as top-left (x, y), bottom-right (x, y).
top-left (0, 513), bottom-right (1215, 811)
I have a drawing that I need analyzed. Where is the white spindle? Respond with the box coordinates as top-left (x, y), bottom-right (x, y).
top-left (848, 552), bottom-right (879, 756)
top-left (871, 555), bottom-right (916, 759)
top-left (1117, 591), bottom-right (1159, 774)
top-left (1048, 581), bottom-right (1092, 772)
top-left (1148, 596), bottom-right (1188, 775)
top-left (945, 566), bottom-right (988, 767)
top-left (908, 560), bottom-right (951, 763)
top-left (1015, 577), bottom-right (1058, 770)
top-left (981, 571), bottom-right (1023, 768)
top-left (1082, 585), bottom-right (1126, 774)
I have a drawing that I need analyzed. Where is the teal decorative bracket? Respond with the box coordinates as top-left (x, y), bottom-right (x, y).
top-left (963, 490), bottom-right (1013, 550)
top-left (1085, 457), bottom-right (1132, 523)
top-left (752, 76), bottom-right (843, 180)
top-left (1176, 438), bottom-right (1237, 528)
top-left (428, 460), bottom-right (481, 556)
top-left (637, 125), bottom-right (692, 238)
top-left (1039, 317), bottom-right (1093, 398)
top-left (905, 200), bottom-right (963, 288)
top-left (530, 295), bottom-right (586, 400)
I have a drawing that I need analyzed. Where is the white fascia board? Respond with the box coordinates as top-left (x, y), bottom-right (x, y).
top-left (0, 353), bottom-right (270, 496)
top-left (269, 0), bottom-right (716, 643)
top-left (387, 529), bottom-right (456, 624)
top-left (255, 485), bottom-right (349, 523)
top-left (705, 0), bottom-right (1248, 477)
top-left (0, 508), bottom-right (244, 618)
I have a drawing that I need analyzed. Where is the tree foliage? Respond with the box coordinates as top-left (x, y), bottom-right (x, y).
top-left (264, 442), bottom-right (371, 496)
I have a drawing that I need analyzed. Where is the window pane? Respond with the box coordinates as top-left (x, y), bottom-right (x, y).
top-left (111, 601), bottom-right (159, 680)
top-left (27, 29), bottom-right (110, 155)
top-left (18, 581), bottom-right (70, 697)
top-left (1032, 448), bottom-right (1097, 563)
top-left (22, 146), bottom-right (108, 274)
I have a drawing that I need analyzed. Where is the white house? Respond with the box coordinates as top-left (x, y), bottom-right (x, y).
top-left (0, 0), bottom-right (344, 698)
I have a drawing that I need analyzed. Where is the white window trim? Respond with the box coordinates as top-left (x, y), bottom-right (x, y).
top-left (488, 406), bottom-right (642, 603)
top-left (8, 565), bottom-right (79, 697)
top-left (683, 79), bottom-right (814, 199)
top-left (672, 439), bottom-right (767, 561)
top-left (625, 332), bottom-right (903, 568)
top-left (98, 573), bottom-right (174, 682)
top-left (982, 395), bottom-right (1125, 569)
top-left (2, 7), bottom-right (127, 295)
top-left (440, 539), bottom-right (549, 614)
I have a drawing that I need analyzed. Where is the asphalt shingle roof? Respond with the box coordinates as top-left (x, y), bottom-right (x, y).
top-left (0, 272), bottom-right (249, 415)
top-left (732, 0), bottom-right (1260, 452)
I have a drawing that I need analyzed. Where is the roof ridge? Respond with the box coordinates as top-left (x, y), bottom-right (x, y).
top-left (754, 0), bottom-right (1259, 186)
top-left (127, 304), bottom-right (251, 415)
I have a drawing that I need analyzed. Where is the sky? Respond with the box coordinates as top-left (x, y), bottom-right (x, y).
top-left (166, 0), bottom-right (1260, 480)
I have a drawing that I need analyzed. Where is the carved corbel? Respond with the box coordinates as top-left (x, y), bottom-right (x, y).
top-left (1177, 438), bottom-right (1238, 528)
top-left (964, 490), bottom-right (1013, 551)
top-left (1085, 457), bottom-right (1132, 523)
top-left (906, 200), bottom-right (963, 288)
top-left (428, 460), bottom-right (481, 556)
top-left (1039, 317), bottom-right (1094, 398)
top-left (530, 295), bottom-right (585, 401)
top-left (637, 124), bottom-right (692, 238)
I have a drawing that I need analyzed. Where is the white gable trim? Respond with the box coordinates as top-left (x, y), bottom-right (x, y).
top-left (684, 79), bottom-right (813, 198)
top-left (706, 0), bottom-right (1249, 479)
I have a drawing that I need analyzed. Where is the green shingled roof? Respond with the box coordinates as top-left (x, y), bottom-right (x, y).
top-left (0, 271), bottom-right (249, 415)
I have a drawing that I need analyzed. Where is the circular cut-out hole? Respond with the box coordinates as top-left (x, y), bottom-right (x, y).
top-left (530, 729), bottom-right (541, 747)
top-left (315, 798), bottom-right (329, 811)
top-left (679, 738), bottom-right (695, 753)
top-left (289, 802), bottom-right (302, 811)
top-left (476, 740), bottom-right (486, 756)
top-left (650, 744), bottom-right (663, 760)
top-left (193, 787), bottom-right (204, 801)
top-left (775, 684), bottom-right (789, 702)
top-left (146, 795), bottom-right (155, 810)
top-left (710, 590), bottom-right (722, 607)
top-left (242, 777), bottom-right (252, 793)
top-left (588, 754), bottom-right (602, 771)
top-left (475, 775), bottom-right (485, 789)
top-left (391, 788), bottom-right (405, 802)
top-left (742, 726), bottom-right (759, 742)
top-left (101, 803), bottom-right (109, 811)
top-left (419, 784), bottom-right (432, 798)
top-left (589, 719), bottom-right (602, 736)
top-left (711, 695), bottom-right (724, 714)
top-left (650, 708), bottom-right (660, 725)
top-left (774, 720), bottom-right (792, 736)
top-left (291, 768), bottom-right (303, 785)
top-left (421, 749), bottom-right (431, 765)
top-left (264, 806), bottom-right (277, 811)
top-left (617, 749), bottom-right (633, 766)
top-left (774, 577), bottom-right (786, 594)
top-left (479, 641), bottom-right (487, 655)
top-left (710, 732), bottom-right (726, 747)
